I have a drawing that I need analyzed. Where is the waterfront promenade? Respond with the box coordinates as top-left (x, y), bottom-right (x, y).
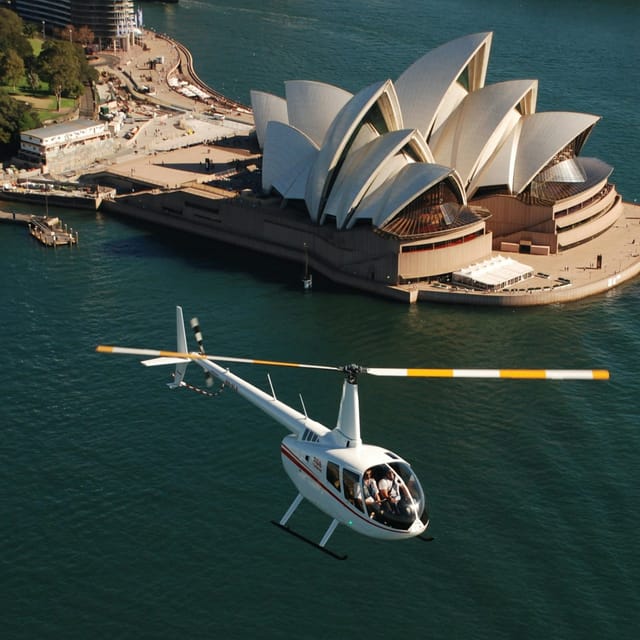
top-left (411, 201), bottom-right (640, 305)
top-left (102, 29), bottom-right (252, 123)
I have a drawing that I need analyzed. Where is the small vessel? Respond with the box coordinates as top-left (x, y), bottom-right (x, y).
top-left (302, 243), bottom-right (312, 290)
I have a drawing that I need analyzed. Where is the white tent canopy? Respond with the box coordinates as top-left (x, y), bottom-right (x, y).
top-left (453, 255), bottom-right (534, 290)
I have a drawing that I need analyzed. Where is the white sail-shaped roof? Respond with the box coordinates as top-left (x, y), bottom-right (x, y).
top-left (261, 121), bottom-right (318, 198)
top-left (470, 111), bottom-right (600, 195)
top-left (511, 112), bottom-right (600, 194)
top-left (430, 79), bottom-right (538, 188)
top-left (395, 32), bottom-right (493, 140)
top-left (323, 129), bottom-right (432, 228)
top-left (252, 32), bottom-right (610, 240)
top-left (354, 163), bottom-right (462, 229)
top-left (304, 79), bottom-right (403, 221)
top-left (250, 90), bottom-right (288, 149)
top-left (285, 81), bottom-right (353, 148)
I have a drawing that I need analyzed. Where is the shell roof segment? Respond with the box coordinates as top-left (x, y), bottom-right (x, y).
top-left (304, 79), bottom-right (403, 222)
top-left (322, 129), bottom-right (432, 228)
top-left (395, 32), bottom-right (493, 140)
top-left (430, 79), bottom-right (538, 188)
top-left (470, 111), bottom-right (601, 195)
top-left (285, 80), bottom-right (353, 148)
top-left (261, 121), bottom-right (319, 198)
top-left (250, 90), bottom-right (288, 149)
top-left (355, 163), bottom-right (464, 230)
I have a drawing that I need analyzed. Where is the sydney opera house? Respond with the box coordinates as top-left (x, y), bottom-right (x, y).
top-left (250, 32), bottom-right (624, 295)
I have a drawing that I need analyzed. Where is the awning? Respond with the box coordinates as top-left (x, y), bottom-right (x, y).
top-left (453, 255), bottom-right (534, 290)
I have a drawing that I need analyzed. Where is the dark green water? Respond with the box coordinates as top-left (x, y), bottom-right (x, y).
top-left (2, 1), bottom-right (639, 638)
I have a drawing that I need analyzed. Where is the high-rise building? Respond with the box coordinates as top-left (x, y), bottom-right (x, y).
top-left (13, 0), bottom-right (137, 50)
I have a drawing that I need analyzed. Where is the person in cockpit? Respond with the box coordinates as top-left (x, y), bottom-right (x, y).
top-left (362, 468), bottom-right (382, 518)
top-left (378, 467), bottom-right (402, 513)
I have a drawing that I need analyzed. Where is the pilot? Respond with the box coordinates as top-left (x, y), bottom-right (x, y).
top-left (362, 468), bottom-right (382, 518)
top-left (378, 468), bottom-right (401, 513)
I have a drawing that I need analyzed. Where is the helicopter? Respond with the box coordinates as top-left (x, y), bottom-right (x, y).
top-left (96, 306), bottom-right (609, 559)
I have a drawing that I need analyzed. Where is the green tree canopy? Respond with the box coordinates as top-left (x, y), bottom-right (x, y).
top-left (0, 49), bottom-right (26, 90)
top-left (0, 9), bottom-right (32, 60)
top-left (37, 40), bottom-right (98, 96)
top-left (0, 94), bottom-right (40, 156)
top-left (38, 41), bottom-right (84, 109)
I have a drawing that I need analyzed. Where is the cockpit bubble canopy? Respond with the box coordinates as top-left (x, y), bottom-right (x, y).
top-left (356, 461), bottom-right (427, 530)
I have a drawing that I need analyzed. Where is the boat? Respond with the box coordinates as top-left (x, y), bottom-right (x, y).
top-left (303, 243), bottom-right (312, 290)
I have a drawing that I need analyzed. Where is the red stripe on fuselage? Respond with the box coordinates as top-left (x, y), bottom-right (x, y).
top-left (280, 443), bottom-right (410, 534)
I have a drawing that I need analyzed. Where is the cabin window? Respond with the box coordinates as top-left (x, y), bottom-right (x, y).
top-left (326, 461), bottom-right (341, 492)
top-left (343, 469), bottom-right (363, 512)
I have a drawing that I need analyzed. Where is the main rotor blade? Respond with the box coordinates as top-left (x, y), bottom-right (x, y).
top-left (364, 367), bottom-right (610, 380)
top-left (96, 347), bottom-right (609, 380)
top-left (96, 345), bottom-right (341, 372)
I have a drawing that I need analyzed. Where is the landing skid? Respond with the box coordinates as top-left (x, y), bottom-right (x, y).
top-left (273, 493), bottom-right (347, 560)
top-left (271, 521), bottom-right (348, 560)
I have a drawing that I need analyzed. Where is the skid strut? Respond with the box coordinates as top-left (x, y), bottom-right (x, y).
top-left (272, 494), bottom-right (347, 560)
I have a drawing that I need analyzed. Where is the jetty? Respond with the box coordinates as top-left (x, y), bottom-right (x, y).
top-left (0, 210), bottom-right (78, 247)
top-left (28, 216), bottom-right (78, 247)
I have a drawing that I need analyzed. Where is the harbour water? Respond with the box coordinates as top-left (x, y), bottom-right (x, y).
top-left (2, 1), bottom-right (639, 638)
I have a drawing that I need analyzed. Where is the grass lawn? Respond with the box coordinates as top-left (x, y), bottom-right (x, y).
top-left (1, 83), bottom-right (77, 122)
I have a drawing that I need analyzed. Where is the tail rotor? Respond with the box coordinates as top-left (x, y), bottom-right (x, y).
top-left (190, 316), bottom-right (214, 388)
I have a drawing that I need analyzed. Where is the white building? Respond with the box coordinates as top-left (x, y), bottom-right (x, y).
top-left (19, 119), bottom-right (112, 173)
top-left (251, 32), bottom-right (623, 285)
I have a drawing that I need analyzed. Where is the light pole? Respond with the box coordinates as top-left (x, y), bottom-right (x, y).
top-left (42, 20), bottom-right (45, 40)
top-left (69, 28), bottom-right (72, 43)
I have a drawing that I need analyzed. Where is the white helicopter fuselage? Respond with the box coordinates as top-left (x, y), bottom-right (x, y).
top-left (280, 436), bottom-right (428, 540)
top-left (187, 355), bottom-right (429, 541)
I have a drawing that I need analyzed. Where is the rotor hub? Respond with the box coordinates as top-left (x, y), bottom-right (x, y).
top-left (342, 364), bottom-right (362, 384)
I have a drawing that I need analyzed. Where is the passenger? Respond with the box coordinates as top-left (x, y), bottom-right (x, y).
top-left (378, 467), bottom-right (402, 513)
top-left (362, 468), bottom-right (382, 518)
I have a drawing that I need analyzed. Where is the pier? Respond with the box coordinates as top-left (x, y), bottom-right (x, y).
top-left (28, 216), bottom-right (78, 247)
top-left (0, 210), bottom-right (78, 247)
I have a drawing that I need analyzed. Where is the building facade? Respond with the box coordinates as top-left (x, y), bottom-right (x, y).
top-left (13, 0), bottom-right (138, 50)
top-left (18, 119), bottom-right (115, 174)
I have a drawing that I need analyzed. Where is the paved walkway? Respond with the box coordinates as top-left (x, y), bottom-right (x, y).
top-left (99, 29), bottom-right (253, 123)
top-left (406, 202), bottom-right (640, 305)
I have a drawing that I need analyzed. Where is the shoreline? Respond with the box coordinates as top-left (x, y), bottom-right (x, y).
top-left (8, 27), bottom-right (640, 306)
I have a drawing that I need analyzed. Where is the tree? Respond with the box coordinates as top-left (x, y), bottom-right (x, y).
top-left (22, 52), bottom-right (40, 90)
top-left (78, 51), bottom-right (99, 85)
top-left (26, 69), bottom-right (40, 92)
top-left (76, 25), bottom-right (95, 48)
top-left (38, 41), bottom-right (83, 110)
top-left (0, 94), bottom-right (40, 158)
top-left (0, 9), bottom-right (32, 60)
top-left (0, 49), bottom-right (25, 91)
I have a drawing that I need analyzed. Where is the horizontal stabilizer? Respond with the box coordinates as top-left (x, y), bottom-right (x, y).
top-left (141, 356), bottom-right (190, 367)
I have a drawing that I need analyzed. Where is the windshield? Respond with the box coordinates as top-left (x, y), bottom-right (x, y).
top-left (361, 461), bottom-right (427, 530)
